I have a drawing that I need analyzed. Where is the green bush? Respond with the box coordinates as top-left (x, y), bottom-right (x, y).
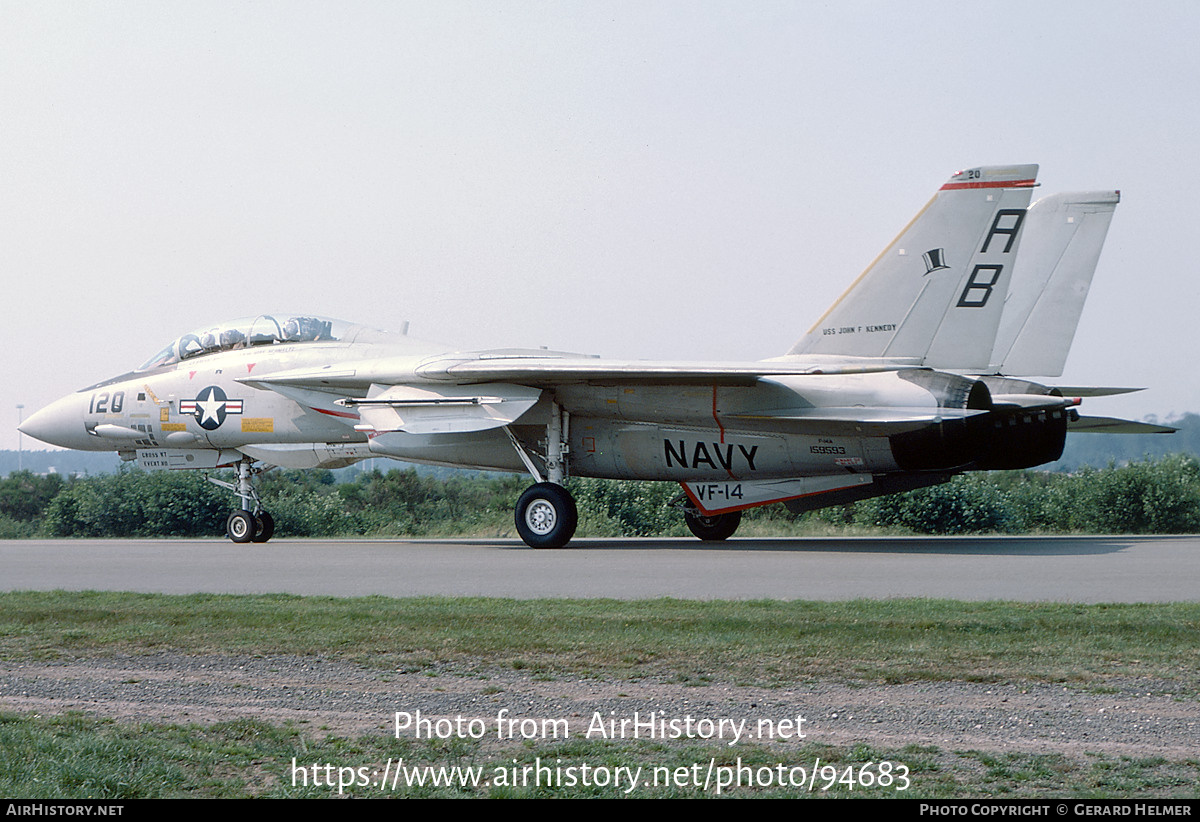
top-left (19, 454), bottom-right (1200, 539)
top-left (1065, 454), bottom-right (1200, 534)
top-left (326, 469), bottom-right (525, 535)
top-left (568, 477), bottom-right (686, 537)
top-left (42, 470), bottom-right (228, 537)
top-left (854, 475), bottom-right (1015, 534)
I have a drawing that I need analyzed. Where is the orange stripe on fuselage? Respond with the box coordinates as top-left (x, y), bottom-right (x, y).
top-left (711, 385), bottom-right (737, 479)
top-left (940, 178), bottom-right (1036, 190)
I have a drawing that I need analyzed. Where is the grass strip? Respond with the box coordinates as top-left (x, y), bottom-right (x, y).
top-left (1, 592), bottom-right (1198, 690)
top-left (2, 712), bottom-right (1199, 798)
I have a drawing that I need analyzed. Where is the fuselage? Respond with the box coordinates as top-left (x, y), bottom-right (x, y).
top-left (21, 315), bottom-right (1069, 483)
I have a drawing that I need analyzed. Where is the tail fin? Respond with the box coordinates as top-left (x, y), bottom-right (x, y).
top-left (988, 191), bottom-right (1119, 377)
top-left (789, 164), bottom-right (1038, 370)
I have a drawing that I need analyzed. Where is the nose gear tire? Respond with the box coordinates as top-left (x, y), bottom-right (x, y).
top-left (226, 510), bottom-right (257, 543)
top-left (253, 511), bottom-right (275, 543)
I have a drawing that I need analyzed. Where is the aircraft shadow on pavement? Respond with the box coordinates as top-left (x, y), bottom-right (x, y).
top-left (496, 536), bottom-right (1150, 557)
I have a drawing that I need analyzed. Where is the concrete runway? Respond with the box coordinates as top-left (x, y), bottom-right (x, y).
top-left (2, 535), bottom-right (1199, 601)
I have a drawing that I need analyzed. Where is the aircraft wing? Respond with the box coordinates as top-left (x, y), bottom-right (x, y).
top-left (412, 355), bottom-right (925, 385)
top-left (240, 353), bottom-right (925, 391)
top-left (242, 353), bottom-right (991, 438)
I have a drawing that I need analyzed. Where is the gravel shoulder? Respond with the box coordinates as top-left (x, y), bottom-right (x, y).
top-left (1, 654), bottom-right (1196, 759)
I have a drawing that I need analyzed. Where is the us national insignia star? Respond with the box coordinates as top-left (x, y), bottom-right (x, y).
top-left (180, 386), bottom-right (244, 431)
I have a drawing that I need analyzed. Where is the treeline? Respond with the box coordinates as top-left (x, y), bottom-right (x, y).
top-left (1, 454), bottom-right (1198, 539)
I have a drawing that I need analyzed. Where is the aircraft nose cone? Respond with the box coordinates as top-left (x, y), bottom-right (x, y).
top-left (18, 394), bottom-right (92, 449)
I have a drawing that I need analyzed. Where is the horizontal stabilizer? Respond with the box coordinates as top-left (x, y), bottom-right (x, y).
top-left (1068, 416), bottom-right (1177, 434)
top-left (1051, 386), bottom-right (1143, 397)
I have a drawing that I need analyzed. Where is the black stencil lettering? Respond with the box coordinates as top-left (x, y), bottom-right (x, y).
top-left (957, 265), bottom-right (1003, 308)
top-left (692, 442), bottom-right (716, 470)
top-left (737, 444), bottom-right (759, 470)
top-left (664, 440), bottom-right (687, 468)
top-left (980, 209), bottom-right (1026, 253)
top-left (713, 444), bottom-right (734, 471)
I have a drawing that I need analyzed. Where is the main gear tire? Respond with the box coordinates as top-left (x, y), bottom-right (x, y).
top-left (684, 509), bottom-right (742, 541)
top-left (515, 483), bottom-right (578, 548)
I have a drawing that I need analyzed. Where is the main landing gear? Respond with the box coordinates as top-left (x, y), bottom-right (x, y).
top-left (504, 402), bottom-right (748, 547)
top-left (208, 457), bottom-right (275, 543)
top-left (683, 506), bottom-right (742, 541)
top-left (507, 401), bottom-right (578, 549)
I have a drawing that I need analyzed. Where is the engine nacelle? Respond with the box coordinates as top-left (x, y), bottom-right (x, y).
top-left (888, 375), bottom-right (1069, 471)
top-left (971, 406), bottom-right (1069, 469)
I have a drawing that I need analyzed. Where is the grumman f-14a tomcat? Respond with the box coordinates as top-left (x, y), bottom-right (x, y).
top-left (19, 164), bottom-right (1171, 547)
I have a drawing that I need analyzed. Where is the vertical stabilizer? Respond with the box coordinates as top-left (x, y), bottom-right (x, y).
top-left (790, 165), bottom-right (1038, 370)
top-left (989, 191), bottom-right (1119, 377)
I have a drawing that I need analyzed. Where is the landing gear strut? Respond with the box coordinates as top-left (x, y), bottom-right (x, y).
top-left (208, 457), bottom-right (275, 543)
top-left (507, 401), bottom-right (577, 548)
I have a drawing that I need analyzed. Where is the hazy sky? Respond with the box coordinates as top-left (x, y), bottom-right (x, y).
top-left (4, 1), bottom-right (1199, 450)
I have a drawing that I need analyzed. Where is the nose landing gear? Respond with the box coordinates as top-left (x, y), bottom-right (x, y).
top-left (225, 509), bottom-right (275, 543)
top-left (209, 457), bottom-right (275, 543)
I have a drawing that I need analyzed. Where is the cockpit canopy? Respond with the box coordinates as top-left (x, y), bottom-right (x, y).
top-left (137, 314), bottom-right (352, 371)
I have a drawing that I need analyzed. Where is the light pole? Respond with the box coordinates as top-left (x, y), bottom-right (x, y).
top-left (16, 404), bottom-right (24, 472)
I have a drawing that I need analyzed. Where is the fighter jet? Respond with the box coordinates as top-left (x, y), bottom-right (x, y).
top-left (19, 164), bottom-right (1170, 547)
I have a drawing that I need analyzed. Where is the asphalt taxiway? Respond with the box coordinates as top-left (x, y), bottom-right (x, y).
top-left (3, 535), bottom-right (1199, 601)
